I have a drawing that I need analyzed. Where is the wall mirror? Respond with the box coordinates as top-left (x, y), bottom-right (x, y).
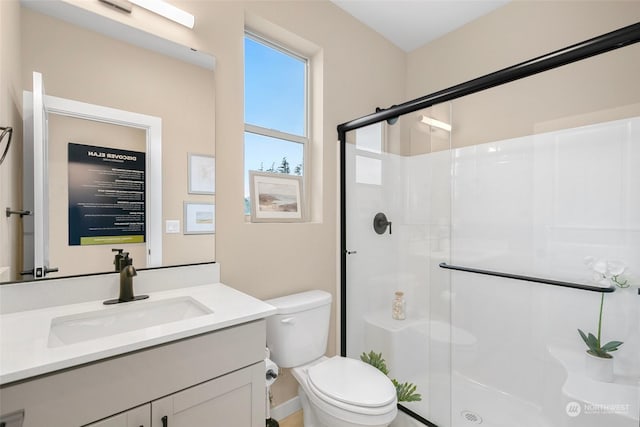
top-left (23, 77), bottom-right (162, 279)
top-left (5, 1), bottom-right (216, 283)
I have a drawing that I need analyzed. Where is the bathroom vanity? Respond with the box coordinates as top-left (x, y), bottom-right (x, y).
top-left (0, 264), bottom-right (276, 427)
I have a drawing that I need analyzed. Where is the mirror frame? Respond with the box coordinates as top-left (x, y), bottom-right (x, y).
top-left (24, 91), bottom-right (163, 269)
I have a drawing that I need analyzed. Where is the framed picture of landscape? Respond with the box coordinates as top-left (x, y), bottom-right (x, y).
top-left (249, 171), bottom-right (303, 222)
top-left (184, 202), bottom-right (215, 234)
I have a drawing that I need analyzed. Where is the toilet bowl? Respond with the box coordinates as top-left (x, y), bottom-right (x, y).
top-left (265, 291), bottom-right (398, 427)
top-left (293, 356), bottom-right (397, 427)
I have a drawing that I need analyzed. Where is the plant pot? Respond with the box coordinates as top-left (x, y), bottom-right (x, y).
top-left (584, 352), bottom-right (614, 382)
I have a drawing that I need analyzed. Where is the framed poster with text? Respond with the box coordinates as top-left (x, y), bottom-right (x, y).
top-left (68, 143), bottom-right (146, 246)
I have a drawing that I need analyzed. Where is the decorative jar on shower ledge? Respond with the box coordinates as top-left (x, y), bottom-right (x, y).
top-left (392, 291), bottom-right (406, 320)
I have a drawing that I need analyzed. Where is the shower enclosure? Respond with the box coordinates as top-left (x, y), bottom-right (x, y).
top-left (339, 24), bottom-right (640, 427)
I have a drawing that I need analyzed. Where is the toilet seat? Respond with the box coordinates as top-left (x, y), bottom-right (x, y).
top-left (306, 356), bottom-right (397, 415)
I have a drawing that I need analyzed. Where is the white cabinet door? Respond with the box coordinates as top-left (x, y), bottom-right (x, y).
top-left (152, 363), bottom-right (264, 427)
top-left (0, 410), bottom-right (24, 427)
top-left (84, 405), bottom-right (150, 427)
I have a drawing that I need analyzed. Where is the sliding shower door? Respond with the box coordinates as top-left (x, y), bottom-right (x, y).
top-left (445, 43), bottom-right (640, 427)
top-left (343, 104), bottom-right (453, 426)
top-left (342, 28), bottom-right (639, 427)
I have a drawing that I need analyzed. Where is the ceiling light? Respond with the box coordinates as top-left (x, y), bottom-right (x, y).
top-left (420, 115), bottom-right (452, 132)
top-left (129, 0), bottom-right (195, 29)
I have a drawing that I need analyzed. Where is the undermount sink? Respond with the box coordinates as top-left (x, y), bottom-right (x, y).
top-left (48, 296), bottom-right (213, 347)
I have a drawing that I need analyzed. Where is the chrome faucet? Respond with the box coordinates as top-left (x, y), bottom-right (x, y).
top-left (104, 249), bottom-right (148, 305)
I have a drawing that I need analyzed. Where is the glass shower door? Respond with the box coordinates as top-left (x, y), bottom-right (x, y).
top-left (344, 105), bottom-right (452, 426)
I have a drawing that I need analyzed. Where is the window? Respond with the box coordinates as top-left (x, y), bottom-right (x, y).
top-left (244, 33), bottom-right (308, 215)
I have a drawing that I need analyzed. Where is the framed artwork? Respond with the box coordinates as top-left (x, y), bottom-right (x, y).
top-left (249, 171), bottom-right (303, 222)
top-left (188, 153), bottom-right (215, 194)
top-left (184, 202), bottom-right (215, 234)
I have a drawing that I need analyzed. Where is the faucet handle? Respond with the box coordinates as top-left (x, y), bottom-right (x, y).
top-left (112, 248), bottom-right (124, 272)
top-left (122, 252), bottom-right (135, 270)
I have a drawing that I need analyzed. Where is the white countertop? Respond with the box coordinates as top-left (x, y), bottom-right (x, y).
top-left (0, 283), bottom-right (276, 385)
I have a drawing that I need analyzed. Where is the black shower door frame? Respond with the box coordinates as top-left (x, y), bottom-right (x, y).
top-left (337, 22), bottom-right (640, 427)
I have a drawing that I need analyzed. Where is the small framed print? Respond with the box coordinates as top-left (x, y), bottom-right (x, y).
top-left (188, 153), bottom-right (215, 195)
top-left (184, 202), bottom-right (215, 234)
top-left (249, 171), bottom-right (303, 223)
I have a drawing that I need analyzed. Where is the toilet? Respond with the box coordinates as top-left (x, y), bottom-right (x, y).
top-left (265, 290), bottom-right (397, 427)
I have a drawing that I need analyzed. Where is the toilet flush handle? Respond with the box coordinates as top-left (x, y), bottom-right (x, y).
top-left (280, 317), bottom-right (295, 325)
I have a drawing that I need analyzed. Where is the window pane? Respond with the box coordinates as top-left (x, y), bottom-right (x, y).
top-left (244, 132), bottom-right (304, 214)
top-left (244, 36), bottom-right (306, 136)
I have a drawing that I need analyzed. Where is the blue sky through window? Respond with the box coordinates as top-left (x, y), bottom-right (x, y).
top-left (244, 35), bottom-right (307, 201)
top-left (244, 37), bottom-right (306, 135)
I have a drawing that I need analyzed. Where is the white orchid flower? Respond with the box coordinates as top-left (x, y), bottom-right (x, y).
top-left (607, 260), bottom-right (626, 277)
top-left (584, 256), bottom-right (630, 288)
top-left (592, 259), bottom-right (608, 275)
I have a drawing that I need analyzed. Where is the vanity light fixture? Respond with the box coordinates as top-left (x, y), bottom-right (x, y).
top-left (99, 0), bottom-right (133, 13)
top-left (129, 0), bottom-right (195, 29)
top-left (420, 115), bottom-right (452, 132)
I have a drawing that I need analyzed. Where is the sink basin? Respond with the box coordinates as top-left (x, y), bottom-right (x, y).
top-left (48, 296), bottom-right (212, 347)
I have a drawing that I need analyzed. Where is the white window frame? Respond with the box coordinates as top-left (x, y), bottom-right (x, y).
top-left (244, 31), bottom-right (310, 217)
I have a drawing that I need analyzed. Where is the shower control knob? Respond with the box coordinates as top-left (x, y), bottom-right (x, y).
top-left (373, 212), bottom-right (392, 235)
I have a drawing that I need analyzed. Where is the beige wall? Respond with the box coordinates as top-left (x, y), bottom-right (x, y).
top-left (185, 0), bottom-right (406, 405)
top-left (20, 8), bottom-right (216, 271)
top-left (407, 1), bottom-right (640, 101)
top-left (406, 1), bottom-right (640, 151)
top-left (0, 0), bottom-right (22, 282)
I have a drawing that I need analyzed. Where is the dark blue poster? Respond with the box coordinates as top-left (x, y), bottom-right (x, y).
top-left (68, 143), bottom-right (146, 246)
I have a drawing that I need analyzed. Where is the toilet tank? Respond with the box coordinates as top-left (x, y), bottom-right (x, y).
top-left (265, 290), bottom-right (332, 368)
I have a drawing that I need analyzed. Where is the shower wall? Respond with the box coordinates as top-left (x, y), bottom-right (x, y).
top-left (346, 115), bottom-right (640, 427)
top-left (449, 117), bottom-right (640, 427)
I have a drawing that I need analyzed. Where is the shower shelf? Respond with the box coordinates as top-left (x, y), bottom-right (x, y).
top-left (439, 263), bottom-right (615, 293)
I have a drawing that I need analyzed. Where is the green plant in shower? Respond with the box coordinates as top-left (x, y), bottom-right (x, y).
top-left (577, 257), bottom-right (631, 359)
top-left (361, 351), bottom-right (422, 402)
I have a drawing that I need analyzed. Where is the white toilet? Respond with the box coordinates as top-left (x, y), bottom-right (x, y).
top-left (265, 290), bottom-right (397, 427)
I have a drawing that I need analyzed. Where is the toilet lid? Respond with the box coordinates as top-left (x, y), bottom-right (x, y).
top-left (307, 356), bottom-right (397, 408)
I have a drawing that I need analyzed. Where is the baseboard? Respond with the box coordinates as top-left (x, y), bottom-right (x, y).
top-left (271, 396), bottom-right (301, 421)
top-left (0, 267), bottom-right (10, 282)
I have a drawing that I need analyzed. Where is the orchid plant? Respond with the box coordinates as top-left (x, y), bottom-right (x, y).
top-left (577, 257), bottom-right (631, 359)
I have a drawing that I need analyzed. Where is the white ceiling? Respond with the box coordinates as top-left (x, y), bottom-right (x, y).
top-left (331, 0), bottom-right (510, 52)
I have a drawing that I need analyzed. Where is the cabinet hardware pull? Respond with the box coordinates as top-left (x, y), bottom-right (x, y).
top-left (162, 415), bottom-right (168, 427)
